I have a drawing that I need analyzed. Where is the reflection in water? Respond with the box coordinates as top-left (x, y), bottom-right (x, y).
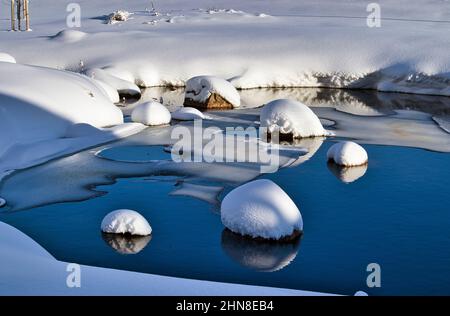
top-left (102, 233), bottom-right (152, 254)
top-left (327, 162), bottom-right (368, 184)
top-left (281, 137), bottom-right (325, 168)
top-left (221, 229), bottom-right (300, 272)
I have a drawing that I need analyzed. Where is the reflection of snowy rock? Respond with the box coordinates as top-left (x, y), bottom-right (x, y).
top-left (260, 99), bottom-right (327, 140)
top-left (102, 233), bottom-right (151, 254)
top-left (0, 197), bottom-right (6, 208)
top-left (327, 162), bottom-right (368, 183)
top-left (0, 53), bottom-right (16, 64)
top-left (184, 76), bottom-right (240, 110)
top-left (171, 107), bottom-right (205, 120)
top-left (327, 141), bottom-right (368, 166)
top-left (101, 209), bottom-right (152, 236)
top-left (170, 182), bottom-right (223, 204)
top-left (221, 229), bottom-right (300, 272)
top-left (131, 101), bottom-right (171, 126)
top-left (283, 137), bottom-right (324, 168)
top-left (221, 179), bottom-right (302, 240)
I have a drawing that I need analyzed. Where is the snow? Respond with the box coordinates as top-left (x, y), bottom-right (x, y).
top-left (0, 221), bottom-right (333, 295)
top-left (0, 52), bottom-right (16, 63)
top-left (185, 76), bottom-right (241, 108)
top-left (52, 29), bottom-right (87, 43)
top-left (131, 101), bottom-right (172, 126)
top-left (327, 141), bottom-right (369, 166)
top-left (108, 10), bottom-right (132, 24)
top-left (171, 107), bottom-right (206, 120)
top-left (0, 197), bottom-right (5, 208)
top-left (260, 99), bottom-right (327, 138)
top-left (85, 67), bottom-right (141, 98)
top-left (221, 179), bottom-right (303, 240)
top-left (93, 79), bottom-right (120, 103)
top-left (101, 209), bottom-right (152, 236)
top-left (0, 61), bottom-right (146, 180)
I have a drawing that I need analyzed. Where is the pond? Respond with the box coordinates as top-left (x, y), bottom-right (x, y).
top-left (1, 87), bottom-right (449, 295)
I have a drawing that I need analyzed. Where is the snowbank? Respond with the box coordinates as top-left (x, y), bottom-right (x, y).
top-left (0, 221), bottom-right (332, 295)
top-left (0, 62), bottom-right (145, 179)
top-left (101, 209), bottom-right (152, 236)
top-left (221, 179), bottom-right (303, 240)
top-left (261, 99), bottom-right (327, 139)
top-left (171, 107), bottom-right (205, 120)
top-left (51, 29), bottom-right (87, 43)
top-left (0, 53), bottom-right (16, 63)
top-left (131, 101), bottom-right (171, 126)
top-left (327, 141), bottom-right (368, 166)
top-left (185, 76), bottom-right (240, 109)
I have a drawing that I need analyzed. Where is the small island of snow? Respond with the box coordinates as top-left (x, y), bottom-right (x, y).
top-left (221, 179), bottom-right (302, 240)
top-left (101, 209), bottom-right (152, 236)
top-left (260, 99), bottom-right (327, 140)
top-left (131, 101), bottom-right (171, 126)
top-left (184, 76), bottom-right (240, 110)
top-left (327, 141), bottom-right (368, 167)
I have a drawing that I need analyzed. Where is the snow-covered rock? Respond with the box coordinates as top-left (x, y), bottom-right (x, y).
top-left (327, 141), bottom-right (368, 167)
top-left (85, 68), bottom-right (141, 99)
top-left (221, 179), bottom-right (302, 240)
top-left (93, 79), bottom-right (120, 103)
top-left (260, 99), bottom-right (327, 140)
top-left (102, 233), bottom-right (151, 254)
top-left (101, 209), bottom-right (152, 236)
top-left (131, 101), bottom-right (171, 126)
top-left (0, 53), bottom-right (16, 63)
top-left (184, 76), bottom-right (240, 110)
top-left (171, 107), bottom-right (205, 120)
top-left (0, 197), bottom-right (6, 208)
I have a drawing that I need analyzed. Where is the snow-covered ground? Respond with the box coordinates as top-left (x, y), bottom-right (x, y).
top-left (1, 0), bottom-right (450, 95)
top-left (0, 221), bottom-right (334, 295)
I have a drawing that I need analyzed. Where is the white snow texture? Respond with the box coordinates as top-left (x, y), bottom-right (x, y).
top-left (131, 101), bottom-right (171, 126)
top-left (171, 107), bottom-right (206, 120)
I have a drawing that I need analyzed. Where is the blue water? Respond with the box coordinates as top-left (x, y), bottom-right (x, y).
top-left (1, 141), bottom-right (450, 295)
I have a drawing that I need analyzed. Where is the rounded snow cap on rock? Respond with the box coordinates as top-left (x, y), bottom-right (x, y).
top-left (172, 107), bottom-right (205, 120)
top-left (0, 52), bottom-right (16, 64)
top-left (0, 197), bottom-right (6, 208)
top-left (221, 179), bottom-right (302, 240)
top-left (185, 76), bottom-right (240, 109)
top-left (52, 29), bottom-right (87, 43)
top-left (260, 99), bottom-right (327, 139)
top-left (327, 141), bottom-right (368, 167)
top-left (131, 101), bottom-right (171, 126)
top-left (101, 209), bottom-right (152, 236)
top-left (354, 291), bottom-right (369, 296)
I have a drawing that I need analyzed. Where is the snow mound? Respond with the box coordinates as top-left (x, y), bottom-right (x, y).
top-left (185, 76), bottom-right (240, 109)
top-left (0, 197), bottom-right (6, 208)
top-left (108, 10), bottom-right (132, 24)
top-left (0, 53), bottom-right (16, 63)
top-left (171, 107), bottom-right (205, 120)
top-left (101, 209), bottom-right (152, 236)
top-left (102, 233), bottom-right (151, 254)
top-left (64, 123), bottom-right (103, 138)
top-left (260, 99), bottom-right (327, 139)
top-left (85, 68), bottom-right (141, 99)
top-left (327, 141), bottom-right (368, 167)
top-left (221, 179), bottom-right (302, 240)
top-left (92, 79), bottom-right (120, 103)
top-left (52, 29), bottom-right (87, 43)
top-left (131, 101), bottom-right (171, 126)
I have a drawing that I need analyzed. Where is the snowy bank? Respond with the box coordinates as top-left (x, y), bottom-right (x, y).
top-left (0, 62), bottom-right (145, 180)
top-left (0, 221), bottom-right (333, 295)
top-left (3, 0), bottom-right (450, 96)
